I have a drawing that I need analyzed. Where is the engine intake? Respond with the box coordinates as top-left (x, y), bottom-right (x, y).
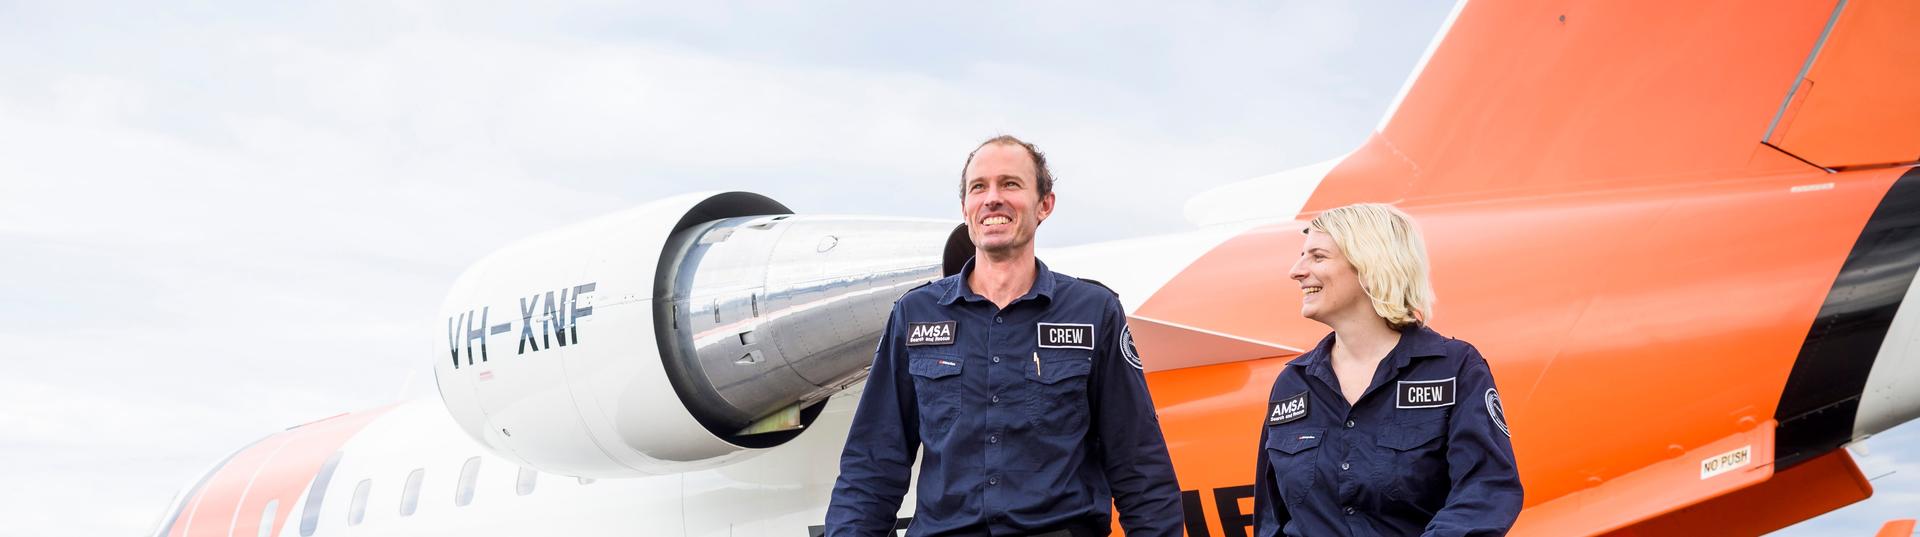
top-left (433, 191), bottom-right (956, 477)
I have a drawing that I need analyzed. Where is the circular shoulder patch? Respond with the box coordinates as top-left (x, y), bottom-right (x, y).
top-left (1120, 323), bottom-right (1143, 370)
top-left (1485, 388), bottom-right (1511, 437)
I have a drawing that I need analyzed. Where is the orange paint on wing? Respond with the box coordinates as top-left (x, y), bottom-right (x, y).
top-left (1598, 449), bottom-right (1872, 536)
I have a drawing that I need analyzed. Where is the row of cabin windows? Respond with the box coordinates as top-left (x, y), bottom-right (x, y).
top-left (291, 452), bottom-right (597, 536)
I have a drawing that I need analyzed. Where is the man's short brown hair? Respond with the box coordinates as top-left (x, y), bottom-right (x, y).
top-left (960, 135), bottom-right (1055, 200)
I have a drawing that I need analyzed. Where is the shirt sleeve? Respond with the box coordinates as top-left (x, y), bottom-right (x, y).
top-left (1252, 392), bottom-right (1291, 536)
top-left (1422, 347), bottom-right (1524, 537)
top-left (1091, 299), bottom-right (1185, 537)
top-left (825, 305), bottom-right (920, 537)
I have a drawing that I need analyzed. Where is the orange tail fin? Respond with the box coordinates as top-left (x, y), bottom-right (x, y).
top-left (1306, 0), bottom-right (1920, 214)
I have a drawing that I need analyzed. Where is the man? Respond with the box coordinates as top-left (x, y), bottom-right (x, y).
top-left (826, 135), bottom-right (1184, 536)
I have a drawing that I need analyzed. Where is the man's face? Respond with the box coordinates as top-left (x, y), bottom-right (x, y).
top-left (962, 143), bottom-right (1054, 259)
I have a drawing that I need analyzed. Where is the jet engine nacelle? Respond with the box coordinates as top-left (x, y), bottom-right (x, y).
top-left (433, 191), bottom-right (960, 477)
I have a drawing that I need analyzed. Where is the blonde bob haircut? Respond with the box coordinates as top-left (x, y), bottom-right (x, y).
top-left (1307, 203), bottom-right (1434, 330)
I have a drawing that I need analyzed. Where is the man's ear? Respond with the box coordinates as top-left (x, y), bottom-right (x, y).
top-left (1036, 191), bottom-right (1056, 224)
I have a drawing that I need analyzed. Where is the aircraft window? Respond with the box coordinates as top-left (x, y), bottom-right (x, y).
top-left (455, 456), bottom-right (482, 506)
top-left (299, 451), bottom-right (344, 536)
top-left (399, 468), bottom-right (424, 516)
top-left (516, 467), bottom-right (538, 496)
top-left (348, 479), bottom-right (371, 526)
top-left (577, 477), bottom-right (595, 485)
top-left (258, 499), bottom-right (279, 537)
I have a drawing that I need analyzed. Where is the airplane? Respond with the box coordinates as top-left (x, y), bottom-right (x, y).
top-left (148, 0), bottom-right (1920, 535)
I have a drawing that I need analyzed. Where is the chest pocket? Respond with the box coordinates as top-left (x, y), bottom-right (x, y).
top-left (1264, 426), bottom-right (1324, 507)
top-left (1021, 348), bottom-right (1093, 436)
top-left (906, 352), bottom-right (964, 437)
top-left (1374, 412), bottom-right (1449, 504)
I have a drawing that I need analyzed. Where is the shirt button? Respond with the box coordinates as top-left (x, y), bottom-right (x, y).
top-left (1345, 419), bottom-right (1356, 429)
top-left (1340, 462), bottom-right (1350, 471)
top-left (994, 316), bottom-right (1003, 324)
top-left (1345, 506), bottom-right (1356, 515)
top-left (989, 476), bottom-right (1000, 486)
top-left (990, 395), bottom-right (1000, 403)
top-left (988, 434), bottom-right (1000, 444)
top-left (991, 356), bottom-right (1001, 363)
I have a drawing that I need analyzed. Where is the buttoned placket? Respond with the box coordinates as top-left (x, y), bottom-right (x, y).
top-left (980, 300), bottom-right (1008, 513)
top-left (1305, 345), bottom-right (1414, 535)
top-left (980, 290), bottom-right (1050, 517)
top-left (1305, 360), bottom-right (1362, 529)
top-left (969, 294), bottom-right (1019, 515)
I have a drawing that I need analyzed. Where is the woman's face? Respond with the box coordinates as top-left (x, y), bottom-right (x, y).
top-left (1289, 229), bottom-right (1368, 325)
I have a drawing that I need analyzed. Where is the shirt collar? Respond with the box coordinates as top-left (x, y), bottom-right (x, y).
top-left (938, 256), bottom-right (1057, 306)
top-left (1286, 324), bottom-right (1448, 370)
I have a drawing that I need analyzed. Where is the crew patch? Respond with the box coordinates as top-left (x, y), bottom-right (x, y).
top-left (1397, 377), bottom-right (1457, 409)
top-left (1119, 323), bottom-right (1143, 370)
top-left (1037, 322), bottom-right (1095, 350)
top-left (1486, 388), bottom-right (1511, 437)
top-left (1268, 391), bottom-right (1309, 426)
top-left (906, 321), bottom-right (956, 346)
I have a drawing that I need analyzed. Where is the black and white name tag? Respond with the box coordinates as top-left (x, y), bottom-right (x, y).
top-left (1037, 322), bottom-right (1094, 350)
top-left (1397, 377), bottom-right (1457, 409)
top-left (1268, 391), bottom-right (1308, 426)
top-left (906, 321), bottom-right (956, 346)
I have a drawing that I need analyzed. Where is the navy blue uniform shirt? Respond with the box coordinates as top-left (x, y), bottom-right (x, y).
top-left (1253, 325), bottom-right (1523, 537)
top-left (826, 258), bottom-right (1184, 537)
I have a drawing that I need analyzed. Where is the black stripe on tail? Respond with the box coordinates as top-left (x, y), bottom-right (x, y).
top-left (1773, 167), bottom-right (1920, 469)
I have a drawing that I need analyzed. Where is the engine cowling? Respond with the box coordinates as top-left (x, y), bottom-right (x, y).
top-left (433, 191), bottom-right (960, 477)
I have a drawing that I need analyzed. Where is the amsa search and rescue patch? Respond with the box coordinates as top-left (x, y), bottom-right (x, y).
top-left (1119, 323), bottom-right (1143, 370)
top-left (905, 321), bottom-right (956, 346)
top-left (1037, 322), bottom-right (1094, 350)
top-left (1486, 388), bottom-right (1511, 437)
top-left (1699, 445), bottom-right (1752, 480)
top-left (1397, 377), bottom-right (1457, 409)
top-left (1268, 391), bottom-right (1309, 426)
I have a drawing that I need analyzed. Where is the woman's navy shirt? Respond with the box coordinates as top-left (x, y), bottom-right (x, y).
top-left (1253, 325), bottom-right (1523, 536)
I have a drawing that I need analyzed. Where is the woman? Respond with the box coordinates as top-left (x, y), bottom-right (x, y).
top-left (1253, 203), bottom-right (1522, 536)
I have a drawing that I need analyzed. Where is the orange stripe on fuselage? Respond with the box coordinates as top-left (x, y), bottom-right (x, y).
top-left (168, 406), bottom-right (394, 537)
top-left (171, 434), bottom-right (293, 537)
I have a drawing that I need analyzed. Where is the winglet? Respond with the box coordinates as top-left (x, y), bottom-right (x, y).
top-left (1875, 519), bottom-right (1916, 537)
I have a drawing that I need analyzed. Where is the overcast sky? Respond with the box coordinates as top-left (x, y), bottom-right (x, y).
top-left (1, 2), bottom-right (1913, 536)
